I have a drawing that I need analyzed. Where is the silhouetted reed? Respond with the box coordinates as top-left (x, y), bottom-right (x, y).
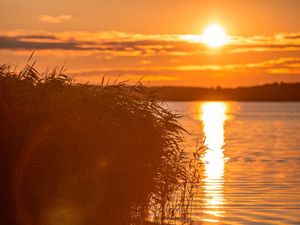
top-left (0, 63), bottom-right (202, 225)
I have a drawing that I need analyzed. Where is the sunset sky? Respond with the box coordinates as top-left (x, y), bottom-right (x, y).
top-left (1, 0), bottom-right (300, 87)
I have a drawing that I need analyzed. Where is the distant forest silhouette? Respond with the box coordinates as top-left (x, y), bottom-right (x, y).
top-left (149, 82), bottom-right (300, 101)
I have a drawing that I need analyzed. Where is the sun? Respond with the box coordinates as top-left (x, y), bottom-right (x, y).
top-left (202, 24), bottom-right (228, 48)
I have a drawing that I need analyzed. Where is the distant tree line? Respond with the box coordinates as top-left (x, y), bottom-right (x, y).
top-left (148, 82), bottom-right (300, 101)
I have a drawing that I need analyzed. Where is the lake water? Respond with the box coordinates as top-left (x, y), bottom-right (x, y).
top-left (166, 102), bottom-right (300, 225)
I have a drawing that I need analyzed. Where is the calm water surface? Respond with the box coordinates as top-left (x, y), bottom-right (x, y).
top-left (166, 102), bottom-right (300, 225)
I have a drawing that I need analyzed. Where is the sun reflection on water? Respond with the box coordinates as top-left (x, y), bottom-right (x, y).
top-left (200, 102), bottom-right (228, 223)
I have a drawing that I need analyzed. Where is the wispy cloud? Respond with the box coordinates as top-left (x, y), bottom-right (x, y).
top-left (1, 30), bottom-right (300, 56)
top-left (172, 57), bottom-right (300, 75)
top-left (1, 30), bottom-right (300, 86)
top-left (39, 14), bottom-right (72, 23)
top-left (0, 36), bottom-right (79, 50)
top-left (63, 57), bottom-right (300, 79)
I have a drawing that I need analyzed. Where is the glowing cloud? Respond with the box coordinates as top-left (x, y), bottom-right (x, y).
top-left (39, 14), bottom-right (72, 24)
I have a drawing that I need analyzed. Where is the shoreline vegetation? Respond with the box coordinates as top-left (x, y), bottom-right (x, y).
top-left (0, 63), bottom-right (202, 225)
top-left (148, 83), bottom-right (300, 102)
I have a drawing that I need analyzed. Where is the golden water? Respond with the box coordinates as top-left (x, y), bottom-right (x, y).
top-left (167, 101), bottom-right (300, 225)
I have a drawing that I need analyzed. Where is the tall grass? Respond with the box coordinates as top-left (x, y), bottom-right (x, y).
top-left (0, 63), bottom-right (202, 225)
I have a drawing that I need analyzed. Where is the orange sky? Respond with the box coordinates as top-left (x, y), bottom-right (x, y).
top-left (1, 0), bottom-right (300, 87)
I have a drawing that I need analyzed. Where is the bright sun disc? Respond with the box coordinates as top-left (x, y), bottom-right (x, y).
top-left (202, 24), bottom-right (228, 48)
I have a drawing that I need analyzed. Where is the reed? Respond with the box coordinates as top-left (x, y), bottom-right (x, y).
top-left (0, 63), bottom-right (202, 225)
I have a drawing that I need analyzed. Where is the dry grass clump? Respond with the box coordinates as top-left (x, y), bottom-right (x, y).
top-left (0, 63), bottom-right (201, 225)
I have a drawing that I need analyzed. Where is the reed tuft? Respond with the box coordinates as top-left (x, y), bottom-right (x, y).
top-left (0, 63), bottom-right (202, 225)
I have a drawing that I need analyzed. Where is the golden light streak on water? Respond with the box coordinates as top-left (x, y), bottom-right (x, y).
top-left (167, 101), bottom-right (300, 224)
top-left (200, 102), bottom-right (228, 223)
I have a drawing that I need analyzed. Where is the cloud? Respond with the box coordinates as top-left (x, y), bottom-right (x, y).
top-left (64, 57), bottom-right (300, 79)
top-left (278, 33), bottom-right (300, 40)
top-left (39, 14), bottom-right (72, 23)
top-left (0, 36), bottom-right (80, 50)
top-left (176, 57), bottom-right (300, 76)
top-left (1, 30), bottom-right (300, 56)
top-left (0, 34), bottom-right (183, 56)
top-left (17, 35), bottom-right (57, 40)
top-left (1, 30), bottom-right (300, 80)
